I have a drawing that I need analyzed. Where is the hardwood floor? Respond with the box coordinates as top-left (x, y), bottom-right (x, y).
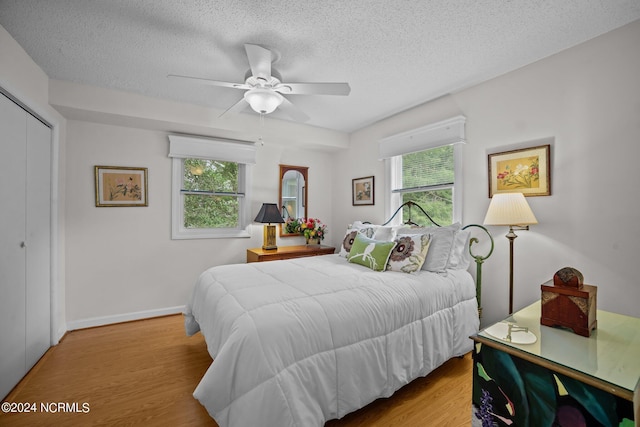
top-left (0, 314), bottom-right (473, 426)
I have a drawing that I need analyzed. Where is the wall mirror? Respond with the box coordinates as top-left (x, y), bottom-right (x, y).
top-left (279, 164), bottom-right (308, 237)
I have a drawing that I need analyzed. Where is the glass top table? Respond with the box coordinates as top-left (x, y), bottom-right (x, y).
top-left (474, 300), bottom-right (640, 400)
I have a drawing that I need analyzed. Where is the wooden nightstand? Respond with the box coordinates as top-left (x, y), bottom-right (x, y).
top-left (246, 245), bottom-right (335, 263)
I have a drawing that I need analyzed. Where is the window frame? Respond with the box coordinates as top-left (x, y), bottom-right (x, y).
top-left (168, 135), bottom-right (254, 240)
top-left (385, 143), bottom-right (463, 226)
top-left (380, 116), bottom-right (466, 225)
top-left (171, 158), bottom-right (252, 239)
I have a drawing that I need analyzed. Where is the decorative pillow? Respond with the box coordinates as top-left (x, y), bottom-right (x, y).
top-left (351, 221), bottom-right (376, 238)
top-left (339, 228), bottom-right (359, 257)
top-left (386, 233), bottom-right (431, 273)
top-left (398, 223), bottom-right (461, 273)
top-left (447, 229), bottom-right (472, 270)
top-left (339, 222), bottom-right (377, 257)
top-left (372, 226), bottom-right (397, 242)
top-left (348, 233), bottom-right (397, 272)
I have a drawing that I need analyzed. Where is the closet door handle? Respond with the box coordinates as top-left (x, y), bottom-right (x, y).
top-left (20, 241), bottom-right (26, 248)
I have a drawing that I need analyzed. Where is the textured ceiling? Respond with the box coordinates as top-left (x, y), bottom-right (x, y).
top-left (1, 0), bottom-right (639, 133)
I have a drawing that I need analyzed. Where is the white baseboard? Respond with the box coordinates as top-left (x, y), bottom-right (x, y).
top-left (66, 305), bottom-right (185, 331)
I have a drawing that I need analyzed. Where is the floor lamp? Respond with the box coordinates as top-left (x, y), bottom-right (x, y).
top-left (483, 193), bottom-right (538, 314)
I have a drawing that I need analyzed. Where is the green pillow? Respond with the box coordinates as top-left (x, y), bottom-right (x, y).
top-left (348, 233), bottom-right (397, 272)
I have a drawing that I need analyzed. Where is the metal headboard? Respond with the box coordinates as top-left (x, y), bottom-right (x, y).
top-left (381, 201), bottom-right (494, 318)
top-left (382, 200), bottom-right (441, 227)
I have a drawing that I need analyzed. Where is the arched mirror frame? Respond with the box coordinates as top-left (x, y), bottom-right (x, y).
top-left (279, 164), bottom-right (308, 237)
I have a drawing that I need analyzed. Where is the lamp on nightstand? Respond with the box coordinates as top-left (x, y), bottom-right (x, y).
top-left (484, 193), bottom-right (538, 314)
top-left (254, 203), bottom-right (284, 250)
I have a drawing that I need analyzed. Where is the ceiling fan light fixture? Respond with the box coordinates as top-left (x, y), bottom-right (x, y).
top-left (244, 88), bottom-right (283, 115)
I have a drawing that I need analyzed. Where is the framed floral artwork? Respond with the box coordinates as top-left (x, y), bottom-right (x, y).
top-left (352, 176), bottom-right (374, 206)
top-left (488, 145), bottom-right (550, 197)
top-left (95, 166), bottom-right (148, 207)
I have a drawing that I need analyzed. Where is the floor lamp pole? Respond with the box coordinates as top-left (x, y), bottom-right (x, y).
top-left (506, 226), bottom-right (518, 314)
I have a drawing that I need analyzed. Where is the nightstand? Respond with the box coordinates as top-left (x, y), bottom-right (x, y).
top-left (471, 301), bottom-right (639, 425)
top-left (246, 245), bottom-right (335, 263)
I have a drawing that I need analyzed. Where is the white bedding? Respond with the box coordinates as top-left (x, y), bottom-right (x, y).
top-left (184, 254), bottom-right (479, 427)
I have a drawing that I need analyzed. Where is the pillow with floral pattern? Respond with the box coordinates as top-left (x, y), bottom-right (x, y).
top-left (386, 233), bottom-right (431, 273)
top-left (339, 225), bottom-right (376, 257)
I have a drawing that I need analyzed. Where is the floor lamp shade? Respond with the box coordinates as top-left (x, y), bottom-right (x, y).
top-left (484, 193), bottom-right (538, 314)
top-left (254, 203), bottom-right (284, 250)
top-left (483, 193), bottom-right (537, 226)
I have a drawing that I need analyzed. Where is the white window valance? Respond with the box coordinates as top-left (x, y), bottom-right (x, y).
top-left (168, 134), bottom-right (256, 164)
top-left (378, 115), bottom-right (466, 160)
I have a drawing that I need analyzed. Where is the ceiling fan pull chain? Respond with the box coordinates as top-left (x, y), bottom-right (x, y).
top-left (258, 112), bottom-right (265, 146)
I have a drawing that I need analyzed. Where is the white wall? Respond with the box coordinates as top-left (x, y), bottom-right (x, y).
top-left (61, 95), bottom-right (339, 327)
top-left (0, 24), bottom-right (67, 342)
top-left (333, 20), bottom-right (640, 327)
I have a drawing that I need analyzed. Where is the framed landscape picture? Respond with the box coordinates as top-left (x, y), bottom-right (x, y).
top-left (488, 145), bottom-right (550, 197)
top-left (95, 166), bottom-right (148, 207)
top-left (352, 176), bottom-right (374, 206)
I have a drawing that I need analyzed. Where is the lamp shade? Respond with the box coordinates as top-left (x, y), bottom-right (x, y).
top-left (254, 203), bottom-right (285, 224)
top-left (244, 88), bottom-right (284, 114)
top-left (483, 193), bottom-right (538, 226)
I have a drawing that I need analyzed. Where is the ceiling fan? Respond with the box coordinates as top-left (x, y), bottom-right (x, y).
top-left (168, 44), bottom-right (351, 122)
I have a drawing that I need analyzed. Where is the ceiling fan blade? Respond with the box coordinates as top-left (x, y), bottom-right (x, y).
top-left (277, 97), bottom-right (310, 122)
top-left (168, 74), bottom-right (250, 90)
top-left (244, 44), bottom-right (272, 80)
top-left (219, 97), bottom-right (249, 118)
top-left (274, 82), bottom-right (351, 96)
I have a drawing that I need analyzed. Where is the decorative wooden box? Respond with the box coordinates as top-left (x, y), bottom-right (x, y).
top-left (540, 268), bottom-right (597, 337)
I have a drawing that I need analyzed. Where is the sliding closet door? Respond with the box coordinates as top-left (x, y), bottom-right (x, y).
top-left (0, 92), bottom-right (28, 399)
top-left (0, 92), bottom-right (51, 398)
top-left (25, 114), bottom-right (51, 370)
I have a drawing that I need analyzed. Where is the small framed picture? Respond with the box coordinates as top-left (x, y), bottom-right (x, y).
top-left (352, 176), bottom-right (374, 206)
top-left (488, 145), bottom-right (550, 197)
top-left (95, 166), bottom-right (148, 207)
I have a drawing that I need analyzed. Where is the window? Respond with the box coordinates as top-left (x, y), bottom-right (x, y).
top-left (169, 135), bottom-right (255, 239)
top-left (380, 116), bottom-right (465, 225)
top-left (390, 145), bottom-right (460, 226)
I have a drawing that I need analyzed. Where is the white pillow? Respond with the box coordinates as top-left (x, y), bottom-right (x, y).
top-left (447, 229), bottom-right (472, 270)
top-left (372, 226), bottom-right (397, 241)
top-left (350, 221), bottom-right (376, 238)
top-left (398, 223), bottom-right (461, 273)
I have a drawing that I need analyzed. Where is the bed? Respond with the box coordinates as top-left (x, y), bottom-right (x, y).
top-left (184, 202), bottom-right (493, 427)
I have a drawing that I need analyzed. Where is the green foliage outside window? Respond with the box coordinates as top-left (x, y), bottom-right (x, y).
top-left (401, 190), bottom-right (452, 226)
top-left (400, 145), bottom-right (454, 226)
top-left (183, 158), bottom-right (240, 228)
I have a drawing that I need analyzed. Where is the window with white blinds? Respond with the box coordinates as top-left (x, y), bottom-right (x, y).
top-left (398, 145), bottom-right (454, 192)
top-left (392, 145), bottom-right (456, 226)
top-left (381, 116), bottom-right (465, 225)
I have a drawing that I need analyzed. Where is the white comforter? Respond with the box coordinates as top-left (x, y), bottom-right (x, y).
top-left (184, 254), bottom-right (479, 427)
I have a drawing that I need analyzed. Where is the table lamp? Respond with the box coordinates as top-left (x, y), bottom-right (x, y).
top-left (254, 203), bottom-right (284, 250)
top-left (483, 193), bottom-right (538, 314)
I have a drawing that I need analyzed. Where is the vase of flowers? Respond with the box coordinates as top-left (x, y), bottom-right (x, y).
top-left (284, 217), bottom-right (326, 244)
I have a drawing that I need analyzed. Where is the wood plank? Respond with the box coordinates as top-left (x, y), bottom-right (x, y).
top-left (0, 315), bottom-right (472, 426)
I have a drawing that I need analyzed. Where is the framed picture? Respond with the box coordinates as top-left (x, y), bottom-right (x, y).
top-left (95, 166), bottom-right (148, 207)
top-left (488, 144), bottom-right (550, 197)
top-left (352, 176), bottom-right (374, 206)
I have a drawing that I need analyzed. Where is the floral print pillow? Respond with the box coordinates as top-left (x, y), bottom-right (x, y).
top-left (386, 233), bottom-right (431, 273)
top-left (339, 226), bottom-right (376, 257)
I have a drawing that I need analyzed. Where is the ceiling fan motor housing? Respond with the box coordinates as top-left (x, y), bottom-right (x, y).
top-left (244, 68), bottom-right (282, 88)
